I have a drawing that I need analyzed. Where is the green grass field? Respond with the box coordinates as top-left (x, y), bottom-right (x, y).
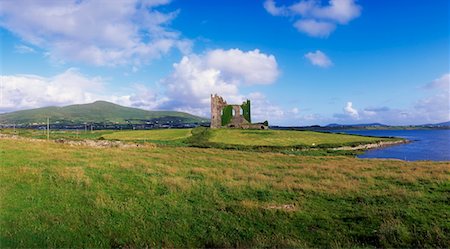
top-left (103, 129), bottom-right (193, 141)
top-left (2, 128), bottom-right (397, 152)
top-left (0, 128), bottom-right (113, 140)
top-left (0, 137), bottom-right (449, 248)
top-left (209, 129), bottom-right (387, 146)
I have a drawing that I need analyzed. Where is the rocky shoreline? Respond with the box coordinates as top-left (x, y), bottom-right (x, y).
top-left (0, 134), bottom-right (154, 149)
top-left (331, 139), bottom-right (409, 151)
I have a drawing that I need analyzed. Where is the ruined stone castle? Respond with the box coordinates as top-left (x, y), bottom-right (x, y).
top-left (210, 94), bottom-right (268, 129)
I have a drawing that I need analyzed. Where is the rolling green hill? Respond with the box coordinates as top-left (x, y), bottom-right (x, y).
top-left (0, 101), bottom-right (208, 125)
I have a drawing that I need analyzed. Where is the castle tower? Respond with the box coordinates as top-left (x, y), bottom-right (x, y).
top-left (210, 94), bottom-right (226, 128)
top-left (210, 94), bottom-right (265, 129)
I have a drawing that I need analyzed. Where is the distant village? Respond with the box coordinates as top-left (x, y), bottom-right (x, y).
top-left (1, 119), bottom-right (210, 130)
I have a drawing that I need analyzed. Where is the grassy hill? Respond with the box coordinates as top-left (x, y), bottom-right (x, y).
top-left (0, 101), bottom-right (208, 125)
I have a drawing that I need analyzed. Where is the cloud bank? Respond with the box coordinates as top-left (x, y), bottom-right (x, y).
top-left (160, 48), bottom-right (280, 116)
top-left (1, 48), bottom-right (281, 120)
top-left (331, 74), bottom-right (450, 125)
top-left (0, 68), bottom-right (169, 113)
top-left (2, 71), bottom-right (448, 125)
top-left (0, 0), bottom-right (189, 66)
top-left (0, 69), bottom-right (105, 112)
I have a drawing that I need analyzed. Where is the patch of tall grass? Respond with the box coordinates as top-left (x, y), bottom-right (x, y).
top-left (0, 138), bottom-right (448, 247)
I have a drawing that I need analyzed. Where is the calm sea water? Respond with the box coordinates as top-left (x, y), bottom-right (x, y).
top-left (330, 129), bottom-right (450, 161)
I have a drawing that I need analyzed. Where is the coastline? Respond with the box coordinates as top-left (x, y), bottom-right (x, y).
top-left (1, 133), bottom-right (407, 152)
top-left (331, 139), bottom-right (409, 151)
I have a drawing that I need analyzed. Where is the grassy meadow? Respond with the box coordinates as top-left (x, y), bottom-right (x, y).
top-left (103, 129), bottom-right (193, 141)
top-left (208, 129), bottom-right (387, 146)
top-left (0, 128), bottom-right (448, 247)
top-left (0, 128), bottom-right (114, 140)
top-left (1, 127), bottom-right (398, 153)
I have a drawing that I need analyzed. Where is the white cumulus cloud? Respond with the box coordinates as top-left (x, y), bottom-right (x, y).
top-left (294, 20), bottom-right (336, 38)
top-left (344, 101), bottom-right (359, 118)
top-left (264, 0), bottom-right (361, 37)
top-left (415, 73), bottom-right (450, 123)
top-left (291, 0), bottom-right (362, 24)
top-left (263, 0), bottom-right (288, 16)
top-left (0, 0), bottom-right (189, 66)
top-left (0, 69), bottom-right (105, 112)
top-left (425, 73), bottom-right (450, 91)
top-left (0, 48), bottom-right (281, 118)
top-left (247, 92), bottom-right (285, 122)
top-left (205, 49), bottom-right (279, 85)
top-left (116, 84), bottom-right (170, 111)
top-left (330, 74), bottom-right (450, 125)
top-left (0, 69), bottom-right (169, 113)
top-left (304, 50), bottom-right (333, 67)
top-left (160, 48), bottom-right (280, 116)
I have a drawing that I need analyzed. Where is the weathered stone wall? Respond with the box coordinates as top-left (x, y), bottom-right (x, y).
top-left (210, 94), bottom-right (227, 128)
top-left (225, 105), bottom-right (250, 128)
top-left (211, 94), bottom-right (267, 129)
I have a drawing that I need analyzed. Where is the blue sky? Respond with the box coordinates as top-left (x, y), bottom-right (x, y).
top-left (0, 0), bottom-right (449, 125)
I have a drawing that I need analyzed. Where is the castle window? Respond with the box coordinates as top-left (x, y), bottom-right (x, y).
top-left (232, 109), bottom-right (236, 116)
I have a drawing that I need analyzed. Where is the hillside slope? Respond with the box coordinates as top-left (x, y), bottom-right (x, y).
top-left (0, 101), bottom-right (208, 124)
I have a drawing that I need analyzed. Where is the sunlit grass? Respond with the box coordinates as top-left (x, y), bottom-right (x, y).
top-left (0, 128), bottom-right (112, 140)
top-left (2, 128), bottom-right (397, 150)
top-left (103, 129), bottom-right (193, 141)
top-left (0, 138), bottom-right (448, 248)
top-left (209, 129), bottom-right (391, 146)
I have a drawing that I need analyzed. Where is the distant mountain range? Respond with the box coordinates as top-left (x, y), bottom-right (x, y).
top-left (326, 123), bottom-right (388, 128)
top-left (421, 121), bottom-right (450, 127)
top-left (271, 121), bottom-right (450, 131)
top-left (324, 122), bottom-right (450, 129)
top-left (0, 101), bottom-right (208, 125)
